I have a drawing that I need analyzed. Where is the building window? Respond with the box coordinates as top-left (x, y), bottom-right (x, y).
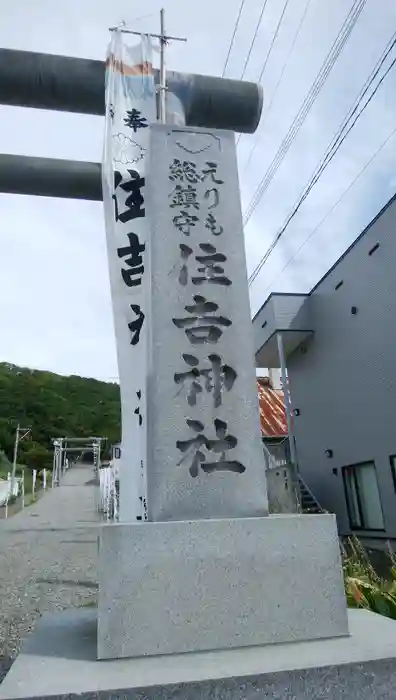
top-left (389, 455), bottom-right (396, 492)
top-left (342, 461), bottom-right (385, 531)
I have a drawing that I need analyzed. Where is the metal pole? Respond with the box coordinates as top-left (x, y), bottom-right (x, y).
top-left (159, 8), bottom-right (167, 123)
top-left (53, 447), bottom-right (57, 487)
top-left (51, 446), bottom-right (56, 488)
top-left (277, 333), bottom-right (298, 468)
top-left (59, 438), bottom-right (63, 481)
top-left (5, 473), bottom-right (10, 519)
top-left (11, 424), bottom-right (20, 494)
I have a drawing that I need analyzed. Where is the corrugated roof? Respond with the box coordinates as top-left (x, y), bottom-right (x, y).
top-left (257, 378), bottom-right (288, 438)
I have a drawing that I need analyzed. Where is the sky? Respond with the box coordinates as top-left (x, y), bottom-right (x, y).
top-left (1, 0), bottom-right (396, 381)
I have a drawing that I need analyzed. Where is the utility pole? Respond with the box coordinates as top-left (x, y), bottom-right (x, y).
top-left (11, 424), bottom-right (30, 494)
top-left (51, 438), bottom-right (62, 487)
top-left (109, 9), bottom-right (186, 123)
top-left (159, 8), bottom-right (167, 123)
top-left (59, 437), bottom-right (64, 482)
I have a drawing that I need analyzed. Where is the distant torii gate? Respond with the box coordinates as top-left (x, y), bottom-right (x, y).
top-left (51, 436), bottom-right (105, 487)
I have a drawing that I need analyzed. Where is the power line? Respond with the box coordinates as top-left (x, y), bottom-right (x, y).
top-left (252, 124), bottom-right (396, 298)
top-left (312, 36), bottom-right (396, 170)
top-left (243, 0), bottom-right (367, 226)
top-left (240, 0), bottom-right (270, 81)
top-left (248, 33), bottom-right (396, 285)
top-left (243, 0), bottom-right (314, 174)
top-left (248, 34), bottom-right (396, 286)
top-left (244, 0), bottom-right (366, 224)
top-left (236, 0), bottom-right (290, 146)
top-left (256, 0), bottom-right (291, 84)
top-left (221, 0), bottom-right (247, 78)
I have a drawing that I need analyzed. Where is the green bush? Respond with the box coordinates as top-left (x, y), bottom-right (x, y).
top-left (343, 536), bottom-right (396, 619)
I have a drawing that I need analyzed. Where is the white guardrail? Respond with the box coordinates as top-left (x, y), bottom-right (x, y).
top-left (0, 474), bottom-right (19, 507)
top-left (1, 468), bottom-right (49, 518)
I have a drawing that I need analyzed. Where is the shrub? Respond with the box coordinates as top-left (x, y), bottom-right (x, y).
top-left (343, 536), bottom-right (396, 619)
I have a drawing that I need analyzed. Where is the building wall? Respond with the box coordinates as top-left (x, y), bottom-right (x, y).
top-left (253, 294), bottom-right (310, 367)
top-left (287, 194), bottom-right (396, 540)
top-left (272, 294), bottom-right (311, 332)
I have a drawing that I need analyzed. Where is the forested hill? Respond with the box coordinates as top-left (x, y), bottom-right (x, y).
top-left (0, 362), bottom-right (121, 468)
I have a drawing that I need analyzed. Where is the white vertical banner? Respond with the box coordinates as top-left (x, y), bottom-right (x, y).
top-left (102, 32), bottom-right (156, 522)
top-left (32, 469), bottom-right (37, 497)
top-left (43, 468), bottom-right (47, 490)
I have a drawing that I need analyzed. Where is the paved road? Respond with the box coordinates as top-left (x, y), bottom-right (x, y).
top-left (0, 465), bottom-right (100, 682)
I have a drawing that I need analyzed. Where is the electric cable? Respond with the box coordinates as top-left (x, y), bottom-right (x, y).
top-left (248, 38), bottom-right (396, 286)
top-left (240, 0), bottom-right (271, 80)
top-left (222, 0), bottom-right (247, 77)
top-left (243, 0), bottom-right (367, 226)
top-left (243, 0), bottom-right (314, 174)
top-left (252, 125), bottom-right (396, 297)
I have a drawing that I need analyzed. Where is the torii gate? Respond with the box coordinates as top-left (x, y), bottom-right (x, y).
top-left (51, 435), bottom-right (105, 486)
top-left (0, 47), bottom-right (262, 200)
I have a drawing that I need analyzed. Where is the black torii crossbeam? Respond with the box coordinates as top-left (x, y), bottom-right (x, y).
top-left (0, 48), bottom-right (262, 200)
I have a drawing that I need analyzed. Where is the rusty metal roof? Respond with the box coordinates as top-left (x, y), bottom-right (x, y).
top-left (257, 378), bottom-right (288, 438)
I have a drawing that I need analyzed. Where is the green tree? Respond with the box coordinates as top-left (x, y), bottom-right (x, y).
top-left (23, 443), bottom-right (52, 471)
top-left (0, 362), bottom-right (121, 463)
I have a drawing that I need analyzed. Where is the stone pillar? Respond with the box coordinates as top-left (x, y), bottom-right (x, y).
top-left (146, 125), bottom-right (268, 521)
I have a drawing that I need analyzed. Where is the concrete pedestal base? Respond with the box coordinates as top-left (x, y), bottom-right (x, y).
top-left (2, 609), bottom-right (396, 699)
top-left (98, 514), bottom-right (348, 659)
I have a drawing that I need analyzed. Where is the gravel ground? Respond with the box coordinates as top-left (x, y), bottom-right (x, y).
top-left (0, 466), bottom-right (99, 686)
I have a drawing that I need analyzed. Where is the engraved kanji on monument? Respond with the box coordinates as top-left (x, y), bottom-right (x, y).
top-left (147, 126), bottom-right (268, 521)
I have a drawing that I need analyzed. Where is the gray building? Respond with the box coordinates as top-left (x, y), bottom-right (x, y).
top-left (254, 193), bottom-right (396, 543)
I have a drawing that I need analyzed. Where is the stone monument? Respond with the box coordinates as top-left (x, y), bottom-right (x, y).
top-left (97, 123), bottom-right (348, 660)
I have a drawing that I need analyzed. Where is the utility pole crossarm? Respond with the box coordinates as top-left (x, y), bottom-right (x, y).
top-left (11, 425), bottom-right (30, 492)
top-left (109, 28), bottom-right (187, 42)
